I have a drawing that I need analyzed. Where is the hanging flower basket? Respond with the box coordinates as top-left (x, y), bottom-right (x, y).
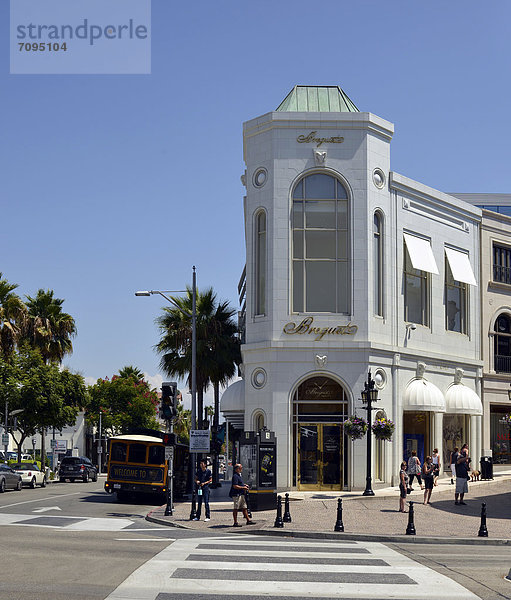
top-left (343, 417), bottom-right (368, 440)
top-left (372, 417), bottom-right (395, 441)
top-left (502, 414), bottom-right (511, 428)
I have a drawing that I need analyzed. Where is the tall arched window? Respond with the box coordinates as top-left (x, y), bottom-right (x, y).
top-left (495, 314), bottom-right (511, 373)
top-left (373, 212), bottom-right (383, 317)
top-left (255, 211), bottom-right (266, 315)
top-left (292, 173), bottom-right (349, 313)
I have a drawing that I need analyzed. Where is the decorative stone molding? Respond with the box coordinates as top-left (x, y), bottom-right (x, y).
top-left (251, 368), bottom-right (267, 389)
top-left (373, 368), bottom-right (387, 390)
top-left (240, 171), bottom-right (247, 187)
top-left (314, 354), bottom-right (328, 369)
top-left (313, 148), bottom-right (327, 166)
top-left (454, 368), bottom-right (464, 384)
top-left (416, 361), bottom-right (426, 379)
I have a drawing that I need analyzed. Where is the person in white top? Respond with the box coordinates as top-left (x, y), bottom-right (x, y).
top-left (432, 448), bottom-right (441, 486)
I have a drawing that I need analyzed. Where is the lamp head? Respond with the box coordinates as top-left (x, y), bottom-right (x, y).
top-left (135, 291), bottom-right (151, 297)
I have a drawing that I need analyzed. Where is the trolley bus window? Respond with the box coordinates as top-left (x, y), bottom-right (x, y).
top-left (127, 444), bottom-right (147, 464)
top-left (111, 442), bottom-right (127, 462)
top-left (148, 445), bottom-right (165, 465)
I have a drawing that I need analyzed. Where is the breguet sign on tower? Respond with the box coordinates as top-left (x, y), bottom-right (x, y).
top-left (296, 131), bottom-right (344, 147)
top-left (283, 316), bottom-right (358, 341)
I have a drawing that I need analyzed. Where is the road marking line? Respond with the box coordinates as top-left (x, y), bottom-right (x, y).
top-left (114, 538), bottom-right (175, 542)
top-left (124, 528), bottom-right (171, 531)
top-left (0, 492), bottom-right (81, 509)
top-left (32, 506), bottom-right (62, 513)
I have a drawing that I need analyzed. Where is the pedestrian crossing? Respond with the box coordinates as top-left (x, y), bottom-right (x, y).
top-left (0, 511), bottom-right (135, 531)
top-left (106, 536), bottom-right (480, 599)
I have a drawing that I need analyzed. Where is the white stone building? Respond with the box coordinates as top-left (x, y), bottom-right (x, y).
top-left (222, 86), bottom-right (483, 491)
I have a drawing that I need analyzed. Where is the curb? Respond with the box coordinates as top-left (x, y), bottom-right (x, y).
top-left (144, 510), bottom-right (511, 545)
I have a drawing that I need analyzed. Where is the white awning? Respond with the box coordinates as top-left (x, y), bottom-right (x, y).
top-left (445, 247), bottom-right (477, 286)
top-left (445, 384), bottom-right (482, 415)
top-left (404, 233), bottom-right (439, 274)
top-left (404, 378), bottom-right (445, 412)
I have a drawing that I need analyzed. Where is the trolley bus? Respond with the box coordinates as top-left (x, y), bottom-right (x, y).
top-left (104, 434), bottom-right (169, 501)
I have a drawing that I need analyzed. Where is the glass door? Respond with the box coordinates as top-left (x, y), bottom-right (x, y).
top-left (298, 424), bottom-right (342, 490)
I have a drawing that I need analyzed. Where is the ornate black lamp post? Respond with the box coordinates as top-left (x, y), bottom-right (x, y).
top-left (361, 370), bottom-right (378, 496)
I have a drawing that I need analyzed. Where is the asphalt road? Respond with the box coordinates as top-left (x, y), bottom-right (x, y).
top-left (1, 480), bottom-right (510, 599)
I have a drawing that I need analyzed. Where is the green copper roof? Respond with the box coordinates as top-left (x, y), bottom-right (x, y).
top-left (276, 86), bottom-right (360, 113)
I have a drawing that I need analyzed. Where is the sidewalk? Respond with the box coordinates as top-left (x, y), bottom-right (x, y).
top-left (147, 470), bottom-right (511, 544)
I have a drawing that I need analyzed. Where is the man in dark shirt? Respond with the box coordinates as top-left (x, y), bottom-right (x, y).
top-left (194, 459), bottom-right (212, 521)
top-left (455, 443), bottom-right (470, 506)
top-left (229, 463), bottom-right (254, 527)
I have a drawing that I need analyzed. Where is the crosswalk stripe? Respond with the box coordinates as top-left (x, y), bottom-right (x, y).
top-left (105, 536), bottom-right (480, 600)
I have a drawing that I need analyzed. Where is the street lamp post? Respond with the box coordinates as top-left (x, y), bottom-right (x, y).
top-left (361, 370), bottom-right (378, 497)
top-left (135, 266), bottom-right (198, 502)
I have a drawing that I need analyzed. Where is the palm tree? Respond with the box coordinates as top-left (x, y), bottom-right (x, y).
top-left (155, 287), bottom-right (241, 429)
top-left (24, 289), bottom-right (76, 364)
top-left (0, 273), bottom-right (27, 360)
top-left (118, 365), bottom-right (144, 381)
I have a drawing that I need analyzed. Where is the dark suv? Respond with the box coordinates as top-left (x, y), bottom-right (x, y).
top-left (59, 456), bottom-right (98, 483)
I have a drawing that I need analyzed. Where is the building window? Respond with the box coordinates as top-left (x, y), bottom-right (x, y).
top-left (494, 314), bottom-right (511, 373)
top-left (493, 244), bottom-right (511, 284)
top-left (373, 212), bottom-right (383, 317)
top-left (254, 412), bottom-right (265, 431)
top-left (292, 173), bottom-right (349, 313)
top-left (255, 211), bottom-right (266, 315)
top-left (445, 256), bottom-right (467, 333)
top-left (404, 244), bottom-right (429, 326)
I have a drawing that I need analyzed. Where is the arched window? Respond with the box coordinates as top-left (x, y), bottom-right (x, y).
top-left (292, 173), bottom-right (349, 313)
top-left (495, 314), bottom-right (511, 373)
top-left (255, 211), bottom-right (266, 315)
top-left (373, 212), bottom-right (383, 317)
top-left (253, 412), bottom-right (265, 431)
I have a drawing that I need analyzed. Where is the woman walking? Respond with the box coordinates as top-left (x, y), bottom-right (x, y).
top-left (422, 456), bottom-right (435, 504)
top-left (399, 461), bottom-right (409, 512)
top-left (407, 450), bottom-right (423, 491)
top-left (432, 448), bottom-right (441, 486)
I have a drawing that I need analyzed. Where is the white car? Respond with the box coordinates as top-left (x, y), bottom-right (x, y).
top-left (12, 463), bottom-right (46, 488)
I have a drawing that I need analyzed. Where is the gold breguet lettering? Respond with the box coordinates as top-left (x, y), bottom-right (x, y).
top-left (296, 131), bottom-right (344, 147)
top-left (283, 316), bottom-right (357, 341)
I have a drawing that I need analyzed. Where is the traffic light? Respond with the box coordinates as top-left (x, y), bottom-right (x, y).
top-left (160, 382), bottom-right (177, 422)
top-left (162, 432), bottom-right (176, 446)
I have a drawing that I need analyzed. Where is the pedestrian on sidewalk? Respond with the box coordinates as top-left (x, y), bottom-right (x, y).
top-left (229, 463), bottom-right (255, 527)
top-left (449, 447), bottom-right (458, 485)
top-left (399, 461), bottom-right (409, 512)
top-left (455, 444), bottom-right (470, 506)
top-left (194, 459), bottom-right (212, 522)
top-left (422, 456), bottom-right (435, 505)
top-left (432, 448), bottom-right (441, 486)
top-left (407, 450), bottom-right (423, 491)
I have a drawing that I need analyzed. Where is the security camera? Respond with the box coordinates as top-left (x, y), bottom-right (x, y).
top-left (407, 323), bottom-right (417, 330)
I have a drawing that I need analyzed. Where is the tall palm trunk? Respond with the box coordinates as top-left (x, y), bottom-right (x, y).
top-left (211, 381), bottom-right (220, 487)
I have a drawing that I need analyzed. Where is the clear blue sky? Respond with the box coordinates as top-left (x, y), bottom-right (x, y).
top-left (1, 1), bottom-right (510, 404)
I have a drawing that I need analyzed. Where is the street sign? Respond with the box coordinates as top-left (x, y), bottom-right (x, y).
top-left (55, 440), bottom-right (67, 453)
top-left (97, 446), bottom-right (103, 454)
top-left (190, 429), bottom-right (210, 453)
top-left (1, 434), bottom-right (9, 446)
top-left (50, 439), bottom-right (57, 449)
top-left (165, 446), bottom-right (174, 461)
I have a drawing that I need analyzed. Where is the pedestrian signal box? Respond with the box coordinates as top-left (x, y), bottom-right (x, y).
top-left (239, 429), bottom-right (277, 511)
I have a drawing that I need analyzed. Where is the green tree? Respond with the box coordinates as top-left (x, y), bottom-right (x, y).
top-left (0, 273), bottom-right (27, 360)
top-left (155, 287), bottom-right (241, 427)
top-left (118, 365), bottom-right (144, 381)
top-left (24, 289), bottom-right (76, 365)
top-left (0, 346), bottom-right (85, 462)
top-left (173, 391), bottom-right (191, 444)
top-left (86, 374), bottom-right (160, 436)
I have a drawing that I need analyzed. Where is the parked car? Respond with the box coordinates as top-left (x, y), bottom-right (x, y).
top-left (59, 456), bottom-right (98, 483)
top-left (0, 464), bottom-right (22, 492)
top-left (12, 462), bottom-right (46, 488)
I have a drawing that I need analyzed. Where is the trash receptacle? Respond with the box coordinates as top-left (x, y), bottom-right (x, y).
top-left (480, 456), bottom-right (493, 480)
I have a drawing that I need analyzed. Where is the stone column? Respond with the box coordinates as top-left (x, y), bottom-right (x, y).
top-left (470, 415), bottom-right (478, 466)
top-left (433, 412), bottom-right (443, 474)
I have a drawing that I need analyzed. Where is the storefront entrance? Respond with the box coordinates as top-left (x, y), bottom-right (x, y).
top-left (297, 424), bottom-right (342, 490)
top-left (292, 376), bottom-right (348, 491)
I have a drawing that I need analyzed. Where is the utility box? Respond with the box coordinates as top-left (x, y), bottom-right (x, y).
top-left (480, 456), bottom-right (494, 480)
top-left (239, 429), bottom-right (277, 511)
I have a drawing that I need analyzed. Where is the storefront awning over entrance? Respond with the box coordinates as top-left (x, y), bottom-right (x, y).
top-left (445, 384), bottom-right (482, 415)
top-left (404, 378), bottom-right (445, 412)
top-left (220, 379), bottom-right (245, 428)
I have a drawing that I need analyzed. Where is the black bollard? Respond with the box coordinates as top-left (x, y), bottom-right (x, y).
top-left (334, 498), bottom-right (344, 532)
top-left (283, 493), bottom-right (292, 523)
top-left (189, 489), bottom-right (197, 521)
top-left (274, 495), bottom-right (284, 528)
top-left (478, 502), bottom-right (488, 537)
top-left (245, 491), bottom-right (253, 519)
top-left (406, 501), bottom-right (416, 535)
